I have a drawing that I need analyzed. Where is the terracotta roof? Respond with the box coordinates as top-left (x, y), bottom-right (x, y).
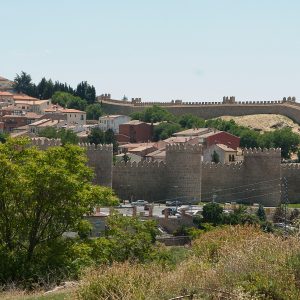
top-left (122, 120), bottom-right (145, 125)
top-left (216, 144), bottom-right (236, 152)
top-left (60, 109), bottom-right (86, 113)
top-left (24, 112), bottom-right (43, 119)
top-left (0, 91), bottom-right (13, 96)
top-left (164, 136), bottom-right (199, 144)
top-left (0, 76), bottom-right (10, 81)
top-left (100, 114), bottom-right (125, 119)
top-left (173, 128), bottom-right (211, 137)
top-left (13, 94), bottom-right (39, 101)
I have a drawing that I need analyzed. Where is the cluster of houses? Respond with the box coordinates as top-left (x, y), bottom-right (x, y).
top-left (99, 114), bottom-right (243, 164)
top-left (0, 86), bottom-right (88, 138)
top-left (0, 75), bottom-right (243, 163)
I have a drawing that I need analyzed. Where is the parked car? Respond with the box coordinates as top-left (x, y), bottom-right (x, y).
top-left (132, 200), bottom-right (148, 206)
top-left (165, 200), bottom-right (182, 207)
top-left (162, 207), bottom-right (177, 216)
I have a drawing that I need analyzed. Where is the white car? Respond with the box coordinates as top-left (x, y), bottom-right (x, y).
top-left (132, 200), bottom-right (148, 206)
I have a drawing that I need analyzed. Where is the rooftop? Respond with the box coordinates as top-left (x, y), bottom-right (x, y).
top-left (216, 143), bottom-right (236, 152)
top-left (122, 120), bottom-right (145, 125)
top-left (0, 91), bottom-right (13, 96)
top-left (163, 136), bottom-right (199, 144)
top-left (100, 114), bottom-right (126, 119)
top-left (60, 108), bottom-right (86, 113)
top-left (13, 94), bottom-right (40, 101)
top-left (120, 142), bottom-right (156, 149)
top-left (173, 128), bottom-right (211, 137)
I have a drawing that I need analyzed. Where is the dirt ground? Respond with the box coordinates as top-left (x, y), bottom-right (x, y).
top-left (220, 114), bottom-right (300, 134)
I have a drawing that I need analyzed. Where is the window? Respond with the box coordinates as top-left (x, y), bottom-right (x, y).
top-left (81, 115), bottom-right (84, 120)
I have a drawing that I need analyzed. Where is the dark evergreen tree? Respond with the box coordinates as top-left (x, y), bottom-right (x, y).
top-left (256, 204), bottom-right (267, 221)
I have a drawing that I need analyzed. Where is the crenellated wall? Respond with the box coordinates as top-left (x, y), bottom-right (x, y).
top-left (79, 143), bottom-right (113, 187)
top-left (112, 161), bottom-right (167, 201)
top-left (30, 138), bottom-right (298, 205)
top-left (281, 164), bottom-right (300, 203)
top-left (99, 97), bottom-right (300, 124)
top-left (31, 138), bottom-right (113, 187)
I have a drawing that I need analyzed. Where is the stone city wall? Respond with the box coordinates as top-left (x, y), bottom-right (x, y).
top-left (31, 138), bottom-right (113, 187)
top-left (30, 138), bottom-right (297, 206)
top-left (112, 160), bottom-right (167, 201)
top-left (281, 164), bottom-right (300, 203)
top-left (99, 96), bottom-right (300, 123)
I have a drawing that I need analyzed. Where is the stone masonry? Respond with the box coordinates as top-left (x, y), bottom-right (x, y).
top-left (31, 138), bottom-right (300, 206)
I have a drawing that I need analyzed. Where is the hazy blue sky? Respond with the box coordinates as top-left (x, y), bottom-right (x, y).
top-left (1, 0), bottom-right (299, 102)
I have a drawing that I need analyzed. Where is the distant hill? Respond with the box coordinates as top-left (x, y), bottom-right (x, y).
top-left (220, 114), bottom-right (300, 135)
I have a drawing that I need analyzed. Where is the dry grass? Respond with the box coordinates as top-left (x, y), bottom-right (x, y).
top-left (220, 114), bottom-right (300, 134)
top-left (76, 226), bottom-right (300, 300)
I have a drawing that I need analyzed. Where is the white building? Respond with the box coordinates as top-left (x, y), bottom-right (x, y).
top-left (60, 109), bottom-right (86, 126)
top-left (99, 115), bottom-right (131, 133)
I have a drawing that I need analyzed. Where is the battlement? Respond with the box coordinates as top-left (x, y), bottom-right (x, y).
top-left (31, 138), bottom-right (62, 147)
top-left (243, 147), bottom-right (281, 156)
top-left (99, 93), bottom-right (111, 100)
top-left (202, 161), bottom-right (243, 170)
top-left (78, 143), bottom-right (113, 151)
top-left (166, 143), bottom-right (202, 153)
top-left (114, 160), bottom-right (166, 169)
top-left (281, 163), bottom-right (300, 169)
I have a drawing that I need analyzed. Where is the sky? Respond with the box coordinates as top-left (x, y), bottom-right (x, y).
top-left (1, 0), bottom-right (300, 102)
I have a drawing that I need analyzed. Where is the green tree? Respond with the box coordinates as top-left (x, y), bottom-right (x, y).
top-left (105, 129), bottom-right (118, 153)
top-left (131, 105), bottom-right (175, 123)
top-left (0, 133), bottom-right (8, 143)
top-left (52, 91), bottom-right (87, 110)
top-left (13, 71), bottom-right (35, 95)
top-left (76, 81), bottom-right (96, 105)
top-left (86, 103), bottom-right (103, 120)
top-left (88, 128), bottom-right (105, 145)
top-left (92, 213), bottom-right (158, 262)
top-left (256, 204), bottom-right (266, 221)
top-left (153, 122), bottom-right (182, 141)
top-left (38, 127), bottom-right (79, 145)
top-left (202, 203), bottom-right (223, 225)
top-left (179, 114), bottom-right (205, 129)
top-left (211, 150), bottom-right (220, 163)
top-left (122, 153), bottom-right (131, 164)
top-left (0, 138), bottom-right (118, 271)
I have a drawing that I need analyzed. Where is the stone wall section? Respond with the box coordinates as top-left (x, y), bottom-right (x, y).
top-left (281, 164), bottom-right (300, 203)
top-left (112, 161), bottom-right (167, 201)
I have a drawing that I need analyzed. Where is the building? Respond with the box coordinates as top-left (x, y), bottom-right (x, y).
top-left (203, 143), bottom-right (239, 163)
top-left (199, 130), bottom-right (240, 150)
top-left (0, 91), bottom-right (14, 105)
top-left (0, 76), bottom-right (13, 91)
top-left (118, 120), bottom-right (153, 143)
top-left (99, 115), bottom-right (131, 133)
top-left (59, 109), bottom-right (86, 126)
top-left (173, 128), bottom-right (211, 137)
top-left (28, 119), bottom-right (61, 134)
top-left (0, 115), bottom-right (28, 132)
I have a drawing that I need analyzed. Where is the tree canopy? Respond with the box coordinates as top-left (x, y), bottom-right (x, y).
top-left (38, 127), bottom-right (79, 145)
top-left (0, 138), bottom-right (118, 280)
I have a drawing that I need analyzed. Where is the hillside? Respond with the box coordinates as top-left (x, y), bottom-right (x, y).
top-left (220, 114), bottom-right (300, 134)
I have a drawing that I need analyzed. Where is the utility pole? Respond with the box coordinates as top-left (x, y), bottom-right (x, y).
top-left (282, 177), bottom-right (289, 235)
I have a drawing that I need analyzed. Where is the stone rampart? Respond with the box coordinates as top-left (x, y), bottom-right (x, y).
top-left (281, 164), bottom-right (300, 203)
top-left (112, 161), bottom-right (167, 201)
top-left (99, 96), bottom-right (300, 124)
top-left (31, 138), bottom-right (113, 187)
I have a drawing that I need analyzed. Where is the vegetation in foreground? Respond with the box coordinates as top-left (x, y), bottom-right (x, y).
top-left (76, 226), bottom-right (300, 300)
